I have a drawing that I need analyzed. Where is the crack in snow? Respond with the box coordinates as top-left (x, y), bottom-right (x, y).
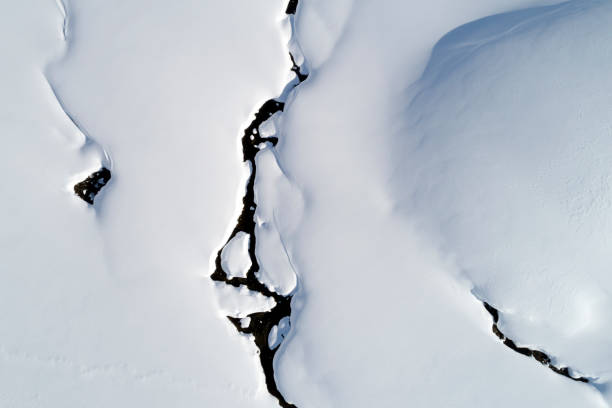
top-left (210, 1), bottom-right (306, 407)
top-left (482, 302), bottom-right (594, 384)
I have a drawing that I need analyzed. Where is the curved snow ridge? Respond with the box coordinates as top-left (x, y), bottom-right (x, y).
top-left (481, 300), bottom-right (596, 384)
top-left (392, 0), bottom-right (612, 400)
top-left (419, 1), bottom-right (588, 88)
top-left (210, 1), bottom-right (307, 407)
top-left (47, 0), bottom-right (112, 206)
top-left (292, 0), bottom-right (356, 70)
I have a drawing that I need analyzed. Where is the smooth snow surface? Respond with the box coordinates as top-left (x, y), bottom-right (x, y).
top-left (1, 0), bottom-right (289, 406)
top-left (394, 0), bottom-right (612, 394)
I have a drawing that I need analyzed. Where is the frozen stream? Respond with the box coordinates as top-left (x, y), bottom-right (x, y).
top-left (1, 1), bottom-right (611, 407)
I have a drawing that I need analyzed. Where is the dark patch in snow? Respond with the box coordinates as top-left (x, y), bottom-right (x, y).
top-left (483, 302), bottom-right (590, 383)
top-left (492, 323), bottom-right (504, 340)
top-left (210, 2), bottom-right (306, 407)
top-left (73, 167), bottom-right (111, 205)
top-left (483, 301), bottom-right (499, 323)
top-left (211, 95), bottom-right (294, 407)
top-left (228, 298), bottom-right (294, 407)
top-left (503, 338), bottom-right (533, 357)
top-left (289, 53), bottom-right (308, 83)
top-left (285, 0), bottom-right (298, 15)
top-left (532, 350), bottom-right (551, 366)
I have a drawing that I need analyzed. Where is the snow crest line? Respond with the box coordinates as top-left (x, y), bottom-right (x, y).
top-left (48, 0), bottom-right (112, 205)
top-left (210, 2), bottom-right (307, 407)
top-left (481, 301), bottom-right (598, 385)
top-left (54, 0), bottom-right (68, 40)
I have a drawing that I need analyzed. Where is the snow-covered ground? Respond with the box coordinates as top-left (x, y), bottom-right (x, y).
top-left (1, 0), bottom-right (290, 406)
top-left (2, 0), bottom-right (611, 406)
top-left (274, 0), bottom-right (611, 406)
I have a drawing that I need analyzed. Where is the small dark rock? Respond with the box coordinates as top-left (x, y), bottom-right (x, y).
top-left (285, 0), bottom-right (298, 14)
top-left (492, 324), bottom-right (505, 340)
top-left (483, 302), bottom-right (499, 323)
top-left (549, 365), bottom-right (590, 383)
top-left (73, 167), bottom-right (111, 205)
top-left (290, 53), bottom-right (308, 83)
top-left (515, 345), bottom-right (533, 357)
top-left (550, 365), bottom-right (571, 378)
top-left (503, 338), bottom-right (533, 357)
top-left (532, 350), bottom-right (551, 365)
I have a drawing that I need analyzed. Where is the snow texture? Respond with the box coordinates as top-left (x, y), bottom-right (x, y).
top-left (3, 0), bottom-right (612, 407)
top-left (272, 0), bottom-right (611, 406)
top-left (1, 0), bottom-right (290, 406)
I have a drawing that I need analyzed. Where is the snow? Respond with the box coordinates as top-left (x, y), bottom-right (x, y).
top-left (392, 0), bottom-right (612, 395)
top-left (254, 147), bottom-right (302, 296)
top-left (3, 0), bottom-right (612, 406)
top-left (221, 232), bottom-right (251, 278)
top-left (272, 0), bottom-right (610, 406)
top-left (0, 0), bottom-right (291, 406)
top-left (268, 317), bottom-right (291, 350)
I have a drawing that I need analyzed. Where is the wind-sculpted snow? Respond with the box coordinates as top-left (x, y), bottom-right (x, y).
top-left (271, 0), bottom-right (608, 406)
top-left (393, 0), bottom-right (612, 399)
top-left (482, 301), bottom-right (592, 383)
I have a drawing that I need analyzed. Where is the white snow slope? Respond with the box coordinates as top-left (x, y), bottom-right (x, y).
top-left (273, 0), bottom-right (612, 407)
